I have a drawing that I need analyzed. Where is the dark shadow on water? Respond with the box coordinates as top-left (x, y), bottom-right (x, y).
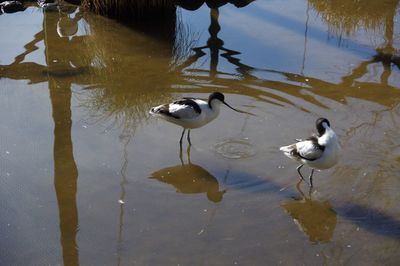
top-left (224, 169), bottom-right (297, 198)
top-left (335, 203), bottom-right (400, 240)
top-left (116, 6), bottom-right (177, 44)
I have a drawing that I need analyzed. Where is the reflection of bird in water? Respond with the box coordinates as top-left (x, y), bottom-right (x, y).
top-left (150, 92), bottom-right (246, 146)
top-left (37, 0), bottom-right (58, 10)
top-left (57, 16), bottom-right (78, 37)
top-left (149, 147), bottom-right (226, 203)
top-left (56, 5), bottom-right (82, 38)
top-left (0, 1), bottom-right (25, 14)
top-left (280, 118), bottom-right (340, 187)
top-left (281, 182), bottom-right (337, 243)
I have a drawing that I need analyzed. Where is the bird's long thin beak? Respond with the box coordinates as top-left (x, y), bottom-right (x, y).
top-left (223, 101), bottom-right (256, 116)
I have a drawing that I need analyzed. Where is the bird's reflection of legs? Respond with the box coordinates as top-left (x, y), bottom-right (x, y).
top-left (179, 143), bottom-right (192, 166)
top-left (179, 143), bottom-right (184, 165)
top-left (296, 180), bottom-right (312, 199)
top-left (297, 164), bottom-right (314, 188)
top-left (221, 168), bottom-right (229, 194)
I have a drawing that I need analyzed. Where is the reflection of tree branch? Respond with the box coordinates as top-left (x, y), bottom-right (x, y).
top-left (0, 62), bottom-right (47, 84)
top-left (171, 10), bottom-right (201, 67)
top-left (13, 30), bottom-right (44, 65)
top-left (220, 47), bottom-right (258, 79)
top-left (344, 110), bottom-right (383, 140)
top-left (172, 46), bottom-right (206, 72)
top-left (341, 60), bottom-right (372, 86)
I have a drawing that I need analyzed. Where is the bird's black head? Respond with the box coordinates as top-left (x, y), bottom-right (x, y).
top-left (316, 117), bottom-right (331, 136)
top-left (208, 92), bottom-right (245, 113)
top-left (209, 92), bottom-right (225, 103)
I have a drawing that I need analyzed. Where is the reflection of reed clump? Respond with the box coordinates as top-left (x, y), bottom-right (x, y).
top-left (309, 0), bottom-right (399, 35)
top-left (82, 0), bottom-right (175, 20)
top-left (171, 11), bottom-right (200, 68)
top-left (77, 14), bottom-right (176, 129)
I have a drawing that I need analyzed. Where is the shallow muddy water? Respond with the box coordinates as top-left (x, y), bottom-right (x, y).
top-left (1, 0), bottom-right (400, 265)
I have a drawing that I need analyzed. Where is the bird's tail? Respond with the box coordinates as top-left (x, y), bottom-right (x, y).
top-left (149, 107), bottom-right (156, 115)
top-left (149, 105), bottom-right (162, 116)
top-left (279, 144), bottom-right (297, 158)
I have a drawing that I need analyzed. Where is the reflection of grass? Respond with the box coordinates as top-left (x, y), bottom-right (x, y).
top-left (73, 8), bottom-right (201, 131)
top-left (82, 0), bottom-right (175, 19)
top-left (309, 0), bottom-right (399, 35)
top-left (79, 85), bottom-right (170, 131)
top-left (171, 10), bottom-right (200, 68)
top-left (75, 14), bottom-right (174, 131)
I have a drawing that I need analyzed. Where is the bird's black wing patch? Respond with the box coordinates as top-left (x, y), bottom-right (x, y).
top-left (306, 136), bottom-right (325, 151)
top-left (173, 99), bottom-right (202, 114)
top-left (292, 136), bottom-right (325, 161)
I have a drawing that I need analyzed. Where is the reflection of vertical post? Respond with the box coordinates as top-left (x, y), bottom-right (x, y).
top-left (384, 8), bottom-right (394, 53)
top-left (301, 2), bottom-right (310, 76)
top-left (208, 8), bottom-right (222, 77)
top-left (44, 10), bottom-right (80, 266)
top-left (50, 79), bottom-right (79, 266)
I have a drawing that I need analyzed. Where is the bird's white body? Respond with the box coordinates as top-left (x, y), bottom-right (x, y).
top-left (150, 98), bottom-right (222, 129)
top-left (280, 123), bottom-right (340, 170)
top-left (150, 92), bottom-right (244, 146)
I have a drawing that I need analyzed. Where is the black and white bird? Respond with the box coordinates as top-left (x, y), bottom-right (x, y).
top-left (150, 92), bottom-right (245, 145)
top-left (279, 118), bottom-right (340, 187)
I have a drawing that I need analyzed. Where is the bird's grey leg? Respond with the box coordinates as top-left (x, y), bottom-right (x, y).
top-left (187, 129), bottom-right (192, 146)
top-left (296, 164), bottom-right (305, 181)
top-left (179, 128), bottom-right (186, 146)
top-left (308, 169), bottom-right (314, 187)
